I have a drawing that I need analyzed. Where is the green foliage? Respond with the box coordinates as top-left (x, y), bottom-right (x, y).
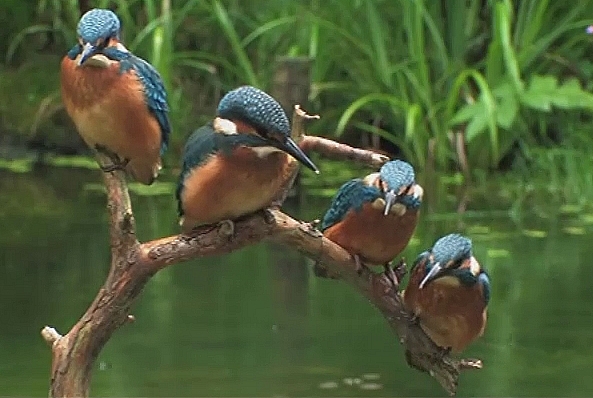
top-left (2, 0), bottom-right (593, 193)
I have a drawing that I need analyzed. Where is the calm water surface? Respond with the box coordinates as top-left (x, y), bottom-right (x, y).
top-left (1, 166), bottom-right (592, 396)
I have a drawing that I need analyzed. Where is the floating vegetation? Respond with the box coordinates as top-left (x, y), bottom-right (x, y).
top-left (359, 382), bottom-right (383, 390)
top-left (522, 229), bottom-right (548, 239)
top-left (467, 225), bottom-right (491, 235)
top-left (487, 248), bottom-right (511, 258)
top-left (128, 182), bottom-right (176, 196)
top-left (559, 204), bottom-right (582, 215)
top-left (48, 155), bottom-right (98, 170)
top-left (83, 183), bottom-right (106, 194)
top-left (362, 373), bottom-right (381, 380)
top-left (562, 226), bottom-right (586, 236)
top-left (0, 158), bottom-right (34, 173)
top-left (318, 381), bottom-right (339, 389)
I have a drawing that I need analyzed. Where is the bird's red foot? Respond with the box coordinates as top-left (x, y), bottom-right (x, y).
top-left (217, 219), bottom-right (235, 239)
top-left (353, 254), bottom-right (370, 276)
top-left (383, 263), bottom-right (399, 290)
top-left (393, 258), bottom-right (407, 282)
top-left (95, 145), bottom-right (129, 172)
top-left (435, 346), bottom-right (452, 361)
top-left (409, 313), bottom-right (421, 326)
top-left (259, 208), bottom-right (276, 224)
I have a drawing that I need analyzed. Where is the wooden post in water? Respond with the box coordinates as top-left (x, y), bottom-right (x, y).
top-left (270, 57), bottom-right (313, 361)
top-left (271, 56), bottom-right (313, 204)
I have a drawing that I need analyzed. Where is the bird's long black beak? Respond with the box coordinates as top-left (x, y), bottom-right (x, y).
top-left (282, 137), bottom-right (319, 173)
top-left (419, 262), bottom-right (442, 289)
top-left (383, 189), bottom-right (397, 216)
top-left (78, 42), bottom-right (97, 66)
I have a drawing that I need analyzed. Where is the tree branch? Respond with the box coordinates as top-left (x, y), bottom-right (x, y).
top-left (41, 105), bottom-right (481, 398)
top-left (300, 135), bottom-right (390, 168)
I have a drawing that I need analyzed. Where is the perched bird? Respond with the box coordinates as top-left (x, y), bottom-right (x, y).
top-left (60, 8), bottom-right (170, 185)
top-left (317, 160), bottom-right (423, 279)
top-left (176, 85), bottom-right (319, 233)
top-left (403, 234), bottom-right (491, 353)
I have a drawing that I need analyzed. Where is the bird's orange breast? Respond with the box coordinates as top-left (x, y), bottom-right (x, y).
top-left (60, 56), bottom-right (162, 184)
top-left (179, 147), bottom-right (294, 231)
top-left (403, 267), bottom-right (488, 352)
top-left (323, 203), bottom-right (419, 264)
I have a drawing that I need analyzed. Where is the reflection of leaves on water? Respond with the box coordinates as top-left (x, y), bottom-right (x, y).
top-left (487, 248), bottom-right (510, 258)
top-left (559, 204), bottom-right (582, 215)
top-left (362, 373), bottom-right (381, 380)
top-left (562, 226), bottom-right (586, 236)
top-left (318, 381), bottom-right (338, 389)
top-left (48, 156), bottom-right (99, 170)
top-left (82, 182), bottom-right (176, 197)
top-left (128, 182), bottom-right (176, 196)
top-left (0, 158), bottom-right (34, 173)
top-left (467, 224), bottom-right (491, 235)
top-left (342, 377), bottom-right (362, 386)
top-left (360, 382), bottom-right (383, 390)
top-left (522, 229), bottom-right (547, 238)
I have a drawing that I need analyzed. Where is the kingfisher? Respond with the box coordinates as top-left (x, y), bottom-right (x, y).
top-left (316, 160), bottom-right (423, 280)
top-left (60, 8), bottom-right (170, 185)
top-left (403, 233), bottom-right (491, 353)
top-left (176, 85), bottom-right (319, 233)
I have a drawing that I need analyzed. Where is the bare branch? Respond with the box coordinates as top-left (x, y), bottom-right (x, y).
top-left (300, 135), bottom-right (390, 168)
top-left (41, 326), bottom-right (62, 347)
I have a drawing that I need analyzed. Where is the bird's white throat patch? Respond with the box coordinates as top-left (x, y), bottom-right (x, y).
top-left (250, 146), bottom-right (283, 158)
top-left (371, 197), bottom-right (407, 216)
top-left (469, 256), bottom-right (480, 276)
top-left (84, 54), bottom-right (112, 68)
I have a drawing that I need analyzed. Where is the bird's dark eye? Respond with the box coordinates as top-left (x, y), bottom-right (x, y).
top-left (96, 37), bottom-right (109, 49)
top-left (404, 183), bottom-right (414, 195)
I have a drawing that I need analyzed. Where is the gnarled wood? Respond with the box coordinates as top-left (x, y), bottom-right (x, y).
top-left (41, 106), bottom-right (481, 398)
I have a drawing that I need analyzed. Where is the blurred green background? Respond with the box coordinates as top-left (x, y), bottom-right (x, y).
top-left (2, 0), bottom-right (593, 201)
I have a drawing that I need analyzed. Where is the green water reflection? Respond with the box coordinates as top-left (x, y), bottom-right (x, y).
top-left (1, 167), bottom-right (593, 396)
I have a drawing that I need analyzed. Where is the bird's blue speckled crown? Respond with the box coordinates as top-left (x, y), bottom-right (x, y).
top-left (379, 160), bottom-right (416, 191)
top-left (216, 86), bottom-right (290, 137)
top-left (77, 8), bottom-right (121, 44)
top-left (431, 234), bottom-right (472, 265)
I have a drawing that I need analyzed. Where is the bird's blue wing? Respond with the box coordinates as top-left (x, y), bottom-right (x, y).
top-left (129, 55), bottom-right (171, 155)
top-left (411, 250), bottom-right (430, 273)
top-left (321, 179), bottom-right (381, 231)
top-left (105, 48), bottom-right (171, 155)
top-left (67, 44), bottom-right (82, 59)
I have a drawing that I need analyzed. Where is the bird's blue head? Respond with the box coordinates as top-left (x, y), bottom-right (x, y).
top-left (217, 85), bottom-right (319, 173)
top-left (378, 160), bottom-right (421, 215)
top-left (76, 9), bottom-right (121, 66)
top-left (418, 233), bottom-right (475, 289)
